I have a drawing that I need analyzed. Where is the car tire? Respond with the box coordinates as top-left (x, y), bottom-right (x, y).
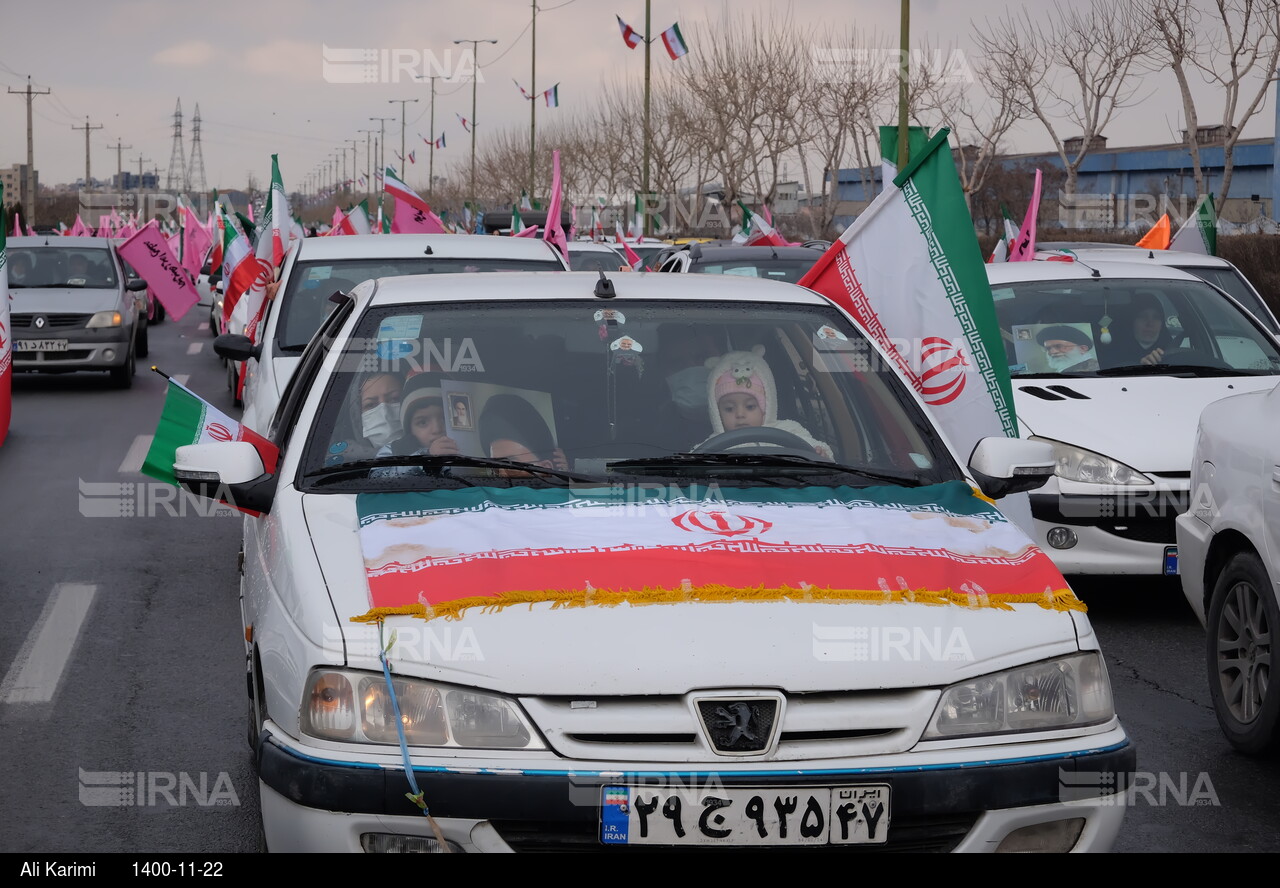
top-left (110, 346), bottom-right (135, 389)
top-left (1207, 550), bottom-right (1280, 755)
top-left (228, 360), bottom-right (243, 408)
top-left (137, 321), bottom-right (149, 359)
top-left (152, 301), bottom-right (166, 324)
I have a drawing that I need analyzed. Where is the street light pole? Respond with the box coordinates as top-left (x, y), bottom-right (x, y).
top-left (359, 129), bottom-right (376, 202)
top-left (454, 37), bottom-right (497, 231)
top-left (388, 98), bottom-right (419, 176)
top-left (370, 116), bottom-right (395, 217)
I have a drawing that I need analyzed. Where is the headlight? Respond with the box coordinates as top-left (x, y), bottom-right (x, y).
top-left (300, 669), bottom-right (542, 749)
top-left (923, 652), bottom-right (1115, 739)
top-left (1029, 436), bottom-right (1151, 486)
top-left (86, 311), bottom-right (123, 328)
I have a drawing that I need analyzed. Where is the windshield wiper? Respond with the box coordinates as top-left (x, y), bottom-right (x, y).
top-left (308, 454), bottom-right (601, 485)
top-left (1094, 363), bottom-right (1256, 378)
top-left (607, 453), bottom-right (925, 487)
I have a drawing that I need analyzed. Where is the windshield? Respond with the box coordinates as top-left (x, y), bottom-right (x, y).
top-left (277, 256), bottom-right (565, 351)
top-left (990, 276), bottom-right (1280, 377)
top-left (1180, 266), bottom-right (1278, 334)
top-left (7, 247), bottom-right (118, 289)
top-left (299, 299), bottom-right (958, 491)
top-left (568, 249), bottom-right (624, 272)
top-left (693, 259), bottom-right (817, 284)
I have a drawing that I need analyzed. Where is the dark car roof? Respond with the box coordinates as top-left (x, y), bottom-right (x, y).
top-left (687, 244), bottom-right (825, 263)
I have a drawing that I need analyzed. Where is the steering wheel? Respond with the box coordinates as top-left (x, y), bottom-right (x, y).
top-left (1155, 348), bottom-right (1233, 370)
top-left (692, 425), bottom-right (817, 456)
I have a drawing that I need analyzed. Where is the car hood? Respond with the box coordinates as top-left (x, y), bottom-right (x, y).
top-left (301, 485), bottom-right (1083, 695)
top-left (1013, 376), bottom-right (1280, 472)
top-left (10, 287), bottom-right (123, 314)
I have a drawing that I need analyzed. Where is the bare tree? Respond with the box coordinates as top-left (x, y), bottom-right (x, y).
top-left (1153, 0), bottom-right (1280, 213)
top-left (974, 1), bottom-right (1158, 197)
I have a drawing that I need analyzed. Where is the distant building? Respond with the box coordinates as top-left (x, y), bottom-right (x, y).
top-left (1, 163), bottom-right (38, 206)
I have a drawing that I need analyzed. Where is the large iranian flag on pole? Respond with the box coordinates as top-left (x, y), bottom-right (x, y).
top-left (352, 482), bottom-right (1079, 622)
top-left (141, 374), bottom-right (279, 513)
top-left (797, 126), bottom-right (1016, 461)
top-left (1169, 193), bottom-right (1217, 255)
top-left (0, 183), bottom-right (11, 447)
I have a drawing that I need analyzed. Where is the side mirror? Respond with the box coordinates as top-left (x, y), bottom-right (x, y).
top-left (174, 442), bottom-right (277, 514)
top-left (214, 333), bottom-right (261, 362)
top-left (126, 279), bottom-right (148, 291)
top-left (968, 437), bottom-right (1055, 499)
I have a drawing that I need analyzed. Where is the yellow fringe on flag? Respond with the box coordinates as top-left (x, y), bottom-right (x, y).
top-left (350, 583), bottom-right (1085, 623)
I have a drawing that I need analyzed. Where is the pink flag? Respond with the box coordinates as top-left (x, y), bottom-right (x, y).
top-left (11, 212), bottom-right (21, 237)
top-left (116, 221), bottom-right (200, 321)
top-left (1007, 169), bottom-right (1042, 262)
top-left (69, 217), bottom-right (90, 237)
top-left (512, 225), bottom-right (540, 237)
top-left (543, 150), bottom-right (567, 260)
top-left (181, 204), bottom-right (213, 277)
top-left (384, 167), bottom-right (446, 233)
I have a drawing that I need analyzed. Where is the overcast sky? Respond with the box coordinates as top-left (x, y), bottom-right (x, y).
top-left (2, 0), bottom-right (1276, 194)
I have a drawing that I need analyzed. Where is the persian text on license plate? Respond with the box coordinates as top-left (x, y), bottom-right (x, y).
top-left (15, 339), bottom-right (69, 352)
top-left (599, 784), bottom-right (890, 846)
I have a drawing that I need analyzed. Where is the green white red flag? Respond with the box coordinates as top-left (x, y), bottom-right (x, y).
top-left (661, 22), bottom-right (688, 59)
top-left (141, 376), bottom-right (278, 515)
top-left (1169, 193), bottom-right (1217, 255)
top-left (352, 482), bottom-right (1079, 622)
top-left (384, 167), bottom-right (446, 233)
top-left (617, 14), bottom-right (643, 49)
top-left (797, 126), bottom-right (1017, 465)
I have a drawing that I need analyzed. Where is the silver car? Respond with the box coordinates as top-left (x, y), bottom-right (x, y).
top-left (7, 236), bottom-right (147, 388)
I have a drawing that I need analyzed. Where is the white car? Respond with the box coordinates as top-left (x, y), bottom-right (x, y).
top-left (987, 259), bottom-right (1280, 577)
top-left (1038, 244), bottom-right (1279, 335)
top-left (173, 272), bottom-right (1133, 853)
top-left (215, 234), bottom-right (570, 429)
top-left (1176, 382), bottom-right (1280, 754)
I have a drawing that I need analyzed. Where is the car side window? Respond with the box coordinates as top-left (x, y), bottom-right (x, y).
top-left (269, 295), bottom-right (355, 445)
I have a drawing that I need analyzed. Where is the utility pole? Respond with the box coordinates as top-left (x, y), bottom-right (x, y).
top-left (454, 38), bottom-right (498, 230)
top-left (388, 98), bottom-right (419, 176)
top-left (72, 117), bottom-right (103, 189)
top-left (370, 117), bottom-right (394, 217)
top-left (8, 76), bottom-right (51, 224)
top-left (897, 0), bottom-right (910, 170)
top-left (107, 139), bottom-right (131, 191)
top-left (643, 0), bottom-right (652, 236)
top-left (359, 128), bottom-right (376, 202)
top-left (346, 139), bottom-right (360, 200)
top-left (530, 0), bottom-right (537, 194)
top-left (416, 77), bottom-right (443, 198)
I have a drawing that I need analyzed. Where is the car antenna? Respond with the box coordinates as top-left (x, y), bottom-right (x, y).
top-left (1148, 250), bottom-right (1155, 259)
top-left (423, 245), bottom-right (434, 255)
top-left (594, 270), bottom-right (616, 299)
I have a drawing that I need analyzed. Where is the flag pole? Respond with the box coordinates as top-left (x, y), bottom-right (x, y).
top-left (897, 0), bottom-right (910, 170)
top-left (530, 0), bottom-right (537, 197)
top-left (642, 0), bottom-right (652, 237)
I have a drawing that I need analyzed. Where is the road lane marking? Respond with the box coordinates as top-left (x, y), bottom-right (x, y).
top-left (118, 434), bottom-right (153, 474)
top-left (186, 342), bottom-right (203, 355)
top-left (197, 322), bottom-right (209, 332)
top-left (174, 374), bottom-right (190, 386)
top-left (0, 583), bottom-right (98, 705)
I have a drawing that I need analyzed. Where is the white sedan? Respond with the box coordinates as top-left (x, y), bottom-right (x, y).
top-left (1176, 382), bottom-right (1280, 754)
top-left (173, 272), bottom-right (1133, 852)
top-left (987, 258), bottom-right (1280, 577)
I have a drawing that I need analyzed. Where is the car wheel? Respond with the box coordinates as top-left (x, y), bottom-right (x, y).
top-left (209, 303), bottom-right (220, 337)
top-left (152, 301), bottom-right (166, 324)
top-left (1207, 551), bottom-right (1280, 755)
top-left (110, 346), bottom-right (135, 389)
top-left (137, 321), bottom-right (149, 359)
top-left (228, 360), bottom-right (243, 408)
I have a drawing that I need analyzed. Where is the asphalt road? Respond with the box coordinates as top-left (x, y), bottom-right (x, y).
top-left (0, 302), bottom-right (1277, 854)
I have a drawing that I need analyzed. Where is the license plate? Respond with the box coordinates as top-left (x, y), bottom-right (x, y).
top-left (1164, 546), bottom-right (1179, 576)
top-left (15, 339), bottom-right (69, 352)
top-left (600, 784), bottom-right (890, 846)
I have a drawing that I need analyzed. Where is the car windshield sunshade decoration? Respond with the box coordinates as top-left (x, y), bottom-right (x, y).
top-left (349, 481), bottom-right (1082, 622)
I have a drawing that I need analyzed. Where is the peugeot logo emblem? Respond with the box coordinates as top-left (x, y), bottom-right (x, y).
top-left (693, 694), bottom-right (784, 756)
top-left (34, 316), bottom-right (46, 329)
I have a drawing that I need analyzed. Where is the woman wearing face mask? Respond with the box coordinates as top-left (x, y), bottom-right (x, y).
top-left (332, 370), bottom-right (406, 462)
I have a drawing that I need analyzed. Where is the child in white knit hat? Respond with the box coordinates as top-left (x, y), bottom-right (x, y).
top-left (703, 346), bottom-right (833, 459)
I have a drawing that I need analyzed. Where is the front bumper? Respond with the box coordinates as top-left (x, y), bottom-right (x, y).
top-left (12, 330), bottom-right (132, 371)
top-left (257, 725), bottom-right (1136, 852)
top-left (1031, 484), bottom-right (1189, 576)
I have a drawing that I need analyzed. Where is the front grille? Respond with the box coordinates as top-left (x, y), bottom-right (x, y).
top-left (10, 313), bottom-right (91, 329)
top-left (15, 349), bottom-right (93, 362)
top-left (490, 813), bottom-right (976, 852)
top-left (524, 689), bottom-right (939, 762)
